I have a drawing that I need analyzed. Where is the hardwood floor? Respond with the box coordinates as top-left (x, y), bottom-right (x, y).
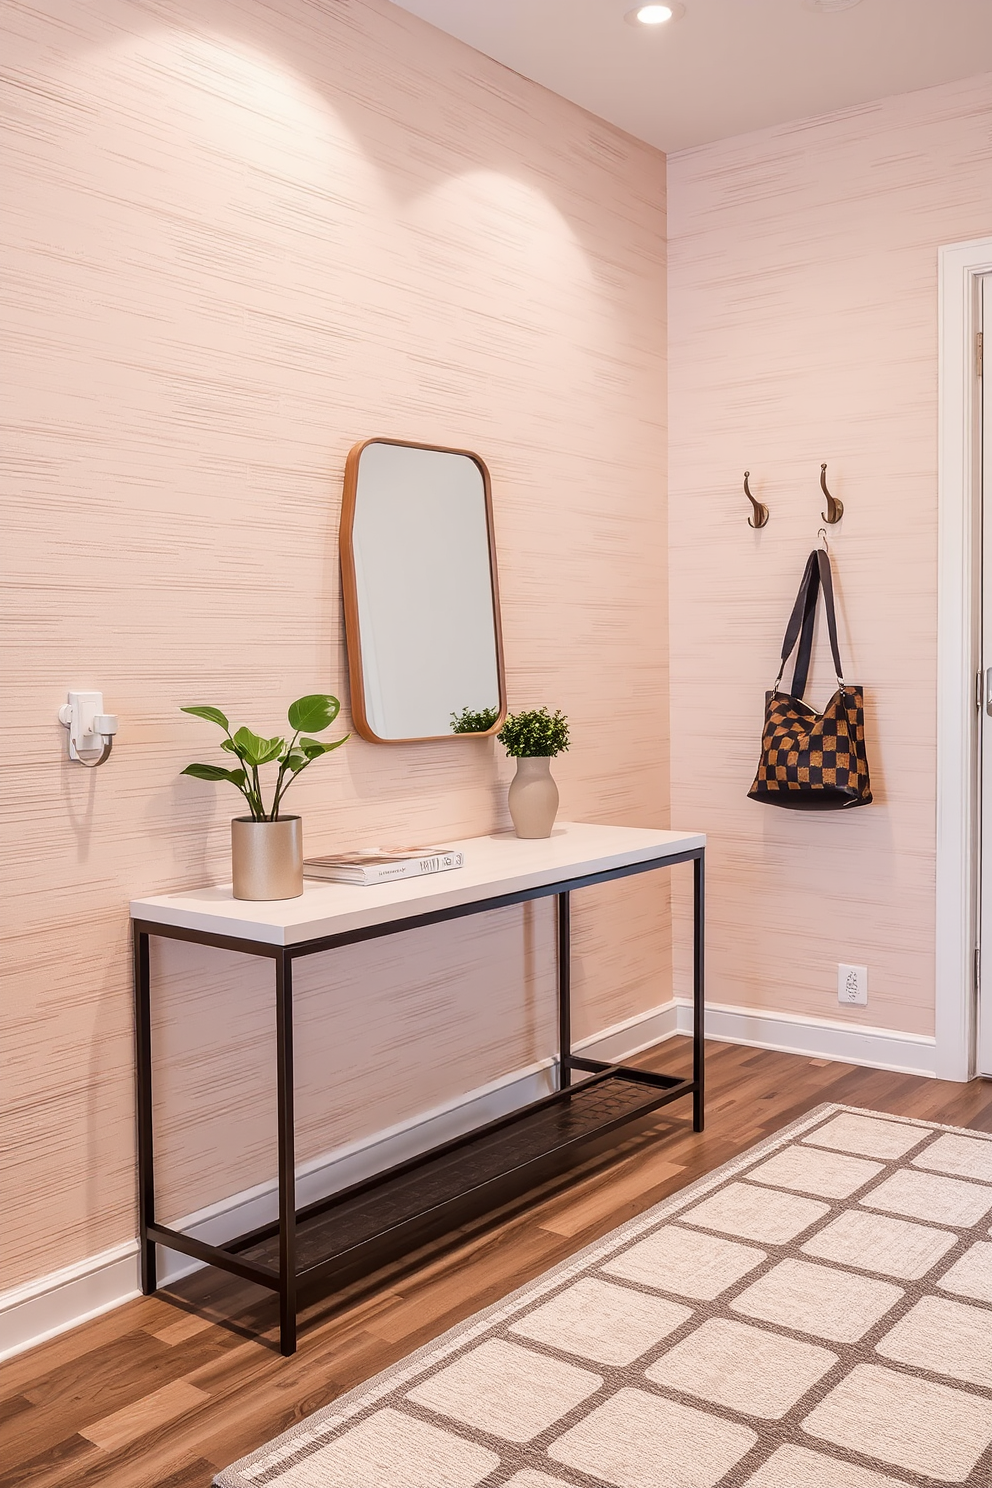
top-left (5, 1039), bottom-right (992, 1488)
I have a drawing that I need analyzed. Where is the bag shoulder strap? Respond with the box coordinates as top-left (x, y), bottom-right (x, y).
top-left (815, 548), bottom-right (845, 689)
top-left (774, 552), bottom-right (817, 693)
top-left (789, 556), bottom-right (820, 700)
top-left (774, 549), bottom-right (846, 697)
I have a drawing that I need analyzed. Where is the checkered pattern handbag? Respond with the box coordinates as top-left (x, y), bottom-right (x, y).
top-left (748, 548), bottom-right (871, 810)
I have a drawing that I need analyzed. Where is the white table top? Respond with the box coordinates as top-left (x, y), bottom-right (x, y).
top-left (130, 821), bottom-right (704, 947)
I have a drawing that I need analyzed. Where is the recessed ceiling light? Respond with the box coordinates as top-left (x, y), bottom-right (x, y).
top-left (802, 0), bottom-right (863, 11)
top-left (625, 4), bottom-right (685, 27)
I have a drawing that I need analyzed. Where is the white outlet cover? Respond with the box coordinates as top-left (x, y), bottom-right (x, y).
top-left (838, 963), bottom-right (868, 1005)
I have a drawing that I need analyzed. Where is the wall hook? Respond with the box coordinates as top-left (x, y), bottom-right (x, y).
top-left (820, 463), bottom-right (844, 524)
top-left (743, 471), bottom-right (769, 529)
top-left (59, 690), bottom-right (118, 767)
top-left (817, 527), bottom-right (829, 551)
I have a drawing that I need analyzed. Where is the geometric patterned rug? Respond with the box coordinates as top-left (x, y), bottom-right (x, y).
top-left (214, 1104), bottom-right (992, 1488)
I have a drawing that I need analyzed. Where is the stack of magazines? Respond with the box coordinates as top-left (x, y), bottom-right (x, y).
top-left (303, 846), bottom-right (465, 886)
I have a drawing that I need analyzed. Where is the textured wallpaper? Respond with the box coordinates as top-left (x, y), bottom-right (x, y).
top-left (1, 0), bottom-right (668, 1288)
top-left (668, 72), bottom-right (992, 1040)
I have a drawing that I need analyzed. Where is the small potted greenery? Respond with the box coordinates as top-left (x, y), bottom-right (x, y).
top-left (497, 707), bottom-right (569, 838)
top-left (181, 694), bottom-right (348, 900)
top-left (450, 705), bottom-right (500, 734)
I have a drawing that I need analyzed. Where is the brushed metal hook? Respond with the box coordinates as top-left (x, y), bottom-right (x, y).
top-left (820, 463), bottom-right (844, 524)
top-left (744, 470), bottom-right (769, 529)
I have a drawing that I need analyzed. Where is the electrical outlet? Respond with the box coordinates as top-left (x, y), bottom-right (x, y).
top-left (838, 963), bottom-right (868, 1006)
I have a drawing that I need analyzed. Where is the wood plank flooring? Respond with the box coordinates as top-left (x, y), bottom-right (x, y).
top-left (4, 1039), bottom-right (992, 1488)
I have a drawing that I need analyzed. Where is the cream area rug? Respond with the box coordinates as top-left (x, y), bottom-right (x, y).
top-left (215, 1103), bottom-right (992, 1488)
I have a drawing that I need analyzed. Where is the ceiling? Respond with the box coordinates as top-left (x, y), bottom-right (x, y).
top-left (389, 0), bottom-right (992, 152)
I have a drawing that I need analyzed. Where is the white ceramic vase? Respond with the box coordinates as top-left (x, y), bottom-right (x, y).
top-left (507, 756), bottom-right (559, 839)
top-left (231, 816), bottom-right (304, 900)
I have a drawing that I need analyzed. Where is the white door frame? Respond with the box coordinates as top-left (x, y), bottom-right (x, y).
top-left (936, 238), bottom-right (992, 1081)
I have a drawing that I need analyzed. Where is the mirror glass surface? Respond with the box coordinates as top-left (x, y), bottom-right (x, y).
top-left (343, 440), bottom-right (504, 742)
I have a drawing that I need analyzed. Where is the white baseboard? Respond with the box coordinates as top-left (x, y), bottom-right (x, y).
top-left (678, 998), bottom-right (937, 1079)
top-left (0, 1243), bottom-right (141, 1363)
top-left (0, 995), bottom-right (934, 1360)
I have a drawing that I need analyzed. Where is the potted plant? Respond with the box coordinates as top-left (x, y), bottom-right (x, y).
top-left (450, 705), bottom-right (500, 734)
top-left (181, 694), bottom-right (348, 901)
top-left (497, 707), bottom-right (569, 839)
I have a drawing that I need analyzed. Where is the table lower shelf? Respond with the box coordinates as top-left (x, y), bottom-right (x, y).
top-left (151, 1065), bottom-right (695, 1296)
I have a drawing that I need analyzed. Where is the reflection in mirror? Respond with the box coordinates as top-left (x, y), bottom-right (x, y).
top-left (341, 439), bottom-right (505, 743)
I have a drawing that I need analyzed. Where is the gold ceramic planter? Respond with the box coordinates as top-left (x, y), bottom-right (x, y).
top-left (231, 816), bottom-right (304, 900)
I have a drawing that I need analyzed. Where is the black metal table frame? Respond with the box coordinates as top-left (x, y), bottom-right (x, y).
top-left (133, 846), bottom-right (704, 1355)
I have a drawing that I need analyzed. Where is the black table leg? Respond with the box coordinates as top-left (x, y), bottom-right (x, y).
top-left (276, 949), bottom-right (297, 1355)
top-left (558, 891), bottom-right (571, 1090)
top-left (693, 852), bottom-right (705, 1133)
top-left (133, 924), bottom-right (157, 1294)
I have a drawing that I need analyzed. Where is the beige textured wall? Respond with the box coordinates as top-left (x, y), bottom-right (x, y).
top-left (1, 0), bottom-right (668, 1288)
top-left (668, 73), bottom-right (992, 1038)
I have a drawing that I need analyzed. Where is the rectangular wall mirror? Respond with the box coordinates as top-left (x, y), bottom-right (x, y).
top-left (341, 438), bottom-right (506, 743)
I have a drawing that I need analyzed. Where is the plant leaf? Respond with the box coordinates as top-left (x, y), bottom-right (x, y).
top-left (299, 734), bottom-right (349, 759)
top-left (232, 726), bottom-right (284, 767)
top-left (182, 763), bottom-right (245, 784)
top-left (181, 705), bottom-right (230, 730)
top-left (283, 750), bottom-right (309, 774)
top-left (288, 694), bottom-right (340, 733)
top-left (220, 738), bottom-right (241, 755)
top-left (232, 726), bottom-right (264, 762)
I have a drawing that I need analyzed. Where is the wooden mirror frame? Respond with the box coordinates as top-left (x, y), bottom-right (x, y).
top-left (340, 437), bottom-right (507, 745)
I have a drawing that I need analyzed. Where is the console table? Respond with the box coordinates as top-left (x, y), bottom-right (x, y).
top-left (131, 821), bottom-right (705, 1355)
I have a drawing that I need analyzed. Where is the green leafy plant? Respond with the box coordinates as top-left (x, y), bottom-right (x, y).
top-left (450, 705), bottom-right (500, 734)
top-left (181, 695), bottom-right (348, 821)
top-left (497, 707), bottom-right (569, 758)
